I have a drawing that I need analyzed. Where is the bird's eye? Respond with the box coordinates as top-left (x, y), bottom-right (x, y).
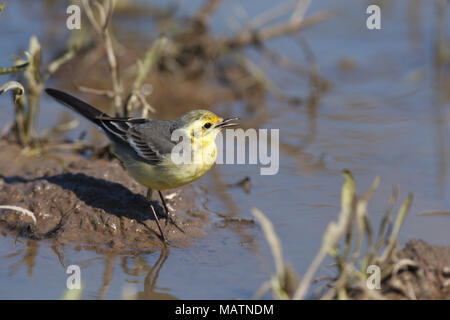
top-left (203, 122), bottom-right (212, 129)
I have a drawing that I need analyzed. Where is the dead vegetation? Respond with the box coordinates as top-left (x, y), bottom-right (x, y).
top-left (56, 0), bottom-right (331, 123)
top-left (1, 0), bottom-right (331, 158)
top-left (253, 170), bottom-right (450, 300)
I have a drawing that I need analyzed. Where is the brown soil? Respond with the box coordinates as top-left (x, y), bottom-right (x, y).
top-left (0, 139), bottom-right (209, 251)
top-left (383, 240), bottom-right (450, 299)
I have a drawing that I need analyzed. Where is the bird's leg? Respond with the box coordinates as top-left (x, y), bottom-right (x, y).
top-left (147, 188), bottom-right (168, 244)
top-left (158, 190), bottom-right (171, 226)
top-left (158, 190), bottom-right (185, 234)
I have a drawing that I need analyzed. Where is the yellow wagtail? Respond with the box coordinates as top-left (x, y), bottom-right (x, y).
top-left (45, 88), bottom-right (238, 243)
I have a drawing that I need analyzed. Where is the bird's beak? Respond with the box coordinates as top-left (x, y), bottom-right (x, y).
top-left (216, 117), bottom-right (239, 128)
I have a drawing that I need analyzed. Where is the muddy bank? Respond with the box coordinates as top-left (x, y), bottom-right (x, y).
top-left (0, 140), bottom-right (209, 251)
top-left (383, 239), bottom-right (450, 299)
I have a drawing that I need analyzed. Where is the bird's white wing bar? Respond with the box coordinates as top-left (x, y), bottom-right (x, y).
top-left (126, 128), bottom-right (163, 162)
top-left (99, 118), bottom-right (130, 140)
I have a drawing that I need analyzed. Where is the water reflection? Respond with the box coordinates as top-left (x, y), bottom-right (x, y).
top-left (131, 248), bottom-right (177, 300)
top-left (1, 233), bottom-right (175, 299)
top-left (431, 0), bottom-right (450, 194)
top-left (4, 240), bottom-right (38, 278)
top-left (84, 248), bottom-right (174, 299)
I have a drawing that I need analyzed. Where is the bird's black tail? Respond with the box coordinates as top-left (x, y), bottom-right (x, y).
top-left (45, 88), bottom-right (105, 125)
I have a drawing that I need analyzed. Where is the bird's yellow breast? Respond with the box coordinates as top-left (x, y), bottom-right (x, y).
top-left (117, 141), bottom-right (217, 190)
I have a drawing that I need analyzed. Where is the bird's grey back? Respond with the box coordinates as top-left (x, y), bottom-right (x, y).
top-left (104, 118), bottom-right (179, 166)
top-left (133, 119), bottom-right (177, 156)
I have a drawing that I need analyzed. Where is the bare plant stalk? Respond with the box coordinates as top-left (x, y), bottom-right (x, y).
top-left (82, 0), bottom-right (123, 113)
top-left (194, 0), bottom-right (224, 26)
top-left (0, 205), bottom-right (37, 224)
top-left (293, 247), bottom-right (328, 300)
top-left (245, 1), bottom-right (296, 31)
top-left (379, 194), bottom-right (413, 263)
top-left (0, 62), bottom-right (29, 75)
top-left (251, 208), bottom-right (290, 300)
top-left (251, 208), bottom-right (284, 278)
top-left (351, 177), bottom-right (379, 265)
top-left (290, 0), bottom-right (311, 23)
top-left (77, 86), bottom-right (115, 98)
top-left (23, 36), bottom-right (43, 144)
top-left (125, 37), bottom-right (167, 117)
top-left (293, 170), bottom-right (356, 299)
top-left (225, 10), bottom-right (333, 48)
top-left (0, 81), bottom-right (26, 142)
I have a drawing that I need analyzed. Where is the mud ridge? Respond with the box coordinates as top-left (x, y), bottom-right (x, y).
top-left (0, 140), bottom-right (209, 251)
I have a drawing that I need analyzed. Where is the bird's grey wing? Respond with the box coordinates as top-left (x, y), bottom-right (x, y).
top-left (127, 120), bottom-right (177, 162)
top-left (99, 117), bottom-right (176, 165)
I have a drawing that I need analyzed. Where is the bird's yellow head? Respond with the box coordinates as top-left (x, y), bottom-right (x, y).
top-left (175, 110), bottom-right (239, 148)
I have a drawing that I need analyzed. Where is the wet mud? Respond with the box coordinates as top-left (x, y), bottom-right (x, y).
top-left (0, 140), bottom-right (208, 251)
top-left (385, 239), bottom-right (450, 299)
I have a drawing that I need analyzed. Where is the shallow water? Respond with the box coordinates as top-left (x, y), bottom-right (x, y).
top-left (0, 0), bottom-right (449, 299)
